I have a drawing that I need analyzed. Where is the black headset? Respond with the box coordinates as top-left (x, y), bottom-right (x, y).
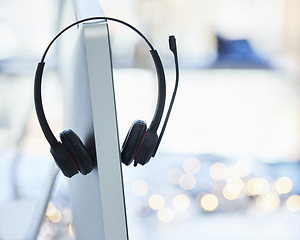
top-left (34, 17), bottom-right (179, 178)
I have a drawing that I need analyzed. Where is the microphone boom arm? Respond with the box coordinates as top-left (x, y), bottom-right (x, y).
top-left (153, 35), bottom-right (179, 157)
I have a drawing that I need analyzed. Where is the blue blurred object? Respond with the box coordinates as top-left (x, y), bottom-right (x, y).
top-left (211, 34), bottom-right (272, 69)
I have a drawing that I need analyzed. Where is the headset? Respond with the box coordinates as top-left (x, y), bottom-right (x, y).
top-left (34, 17), bottom-right (179, 178)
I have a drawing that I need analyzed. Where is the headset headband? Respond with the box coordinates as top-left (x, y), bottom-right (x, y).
top-left (34, 17), bottom-right (166, 148)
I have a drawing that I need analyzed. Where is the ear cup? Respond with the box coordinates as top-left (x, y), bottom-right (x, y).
top-left (121, 120), bottom-right (147, 166)
top-left (60, 129), bottom-right (94, 175)
top-left (50, 142), bottom-right (78, 178)
top-left (134, 129), bottom-right (158, 166)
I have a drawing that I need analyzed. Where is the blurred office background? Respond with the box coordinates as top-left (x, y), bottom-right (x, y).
top-left (1, 0), bottom-right (300, 239)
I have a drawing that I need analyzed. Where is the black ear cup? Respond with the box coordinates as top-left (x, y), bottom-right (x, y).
top-left (134, 129), bottom-right (158, 166)
top-left (121, 120), bottom-right (147, 166)
top-left (60, 129), bottom-right (94, 176)
top-left (50, 142), bottom-right (78, 178)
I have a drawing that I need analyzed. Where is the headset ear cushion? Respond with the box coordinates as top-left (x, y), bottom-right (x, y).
top-left (134, 129), bottom-right (158, 166)
top-left (121, 120), bottom-right (147, 166)
top-left (60, 129), bottom-right (94, 175)
top-left (50, 142), bottom-right (78, 178)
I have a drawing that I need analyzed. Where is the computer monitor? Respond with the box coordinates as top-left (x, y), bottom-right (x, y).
top-left (58, 0), bottom-right (128, 239)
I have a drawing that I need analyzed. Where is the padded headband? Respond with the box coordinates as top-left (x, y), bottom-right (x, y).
top-left (34, 17), bottom-right (166, 147)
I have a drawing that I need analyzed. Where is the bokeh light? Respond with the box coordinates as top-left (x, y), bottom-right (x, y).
top-left (40, 223), bottom-right (50, 236)
top-left (179, 174), bottom-right (197, 190)
top-left (183, 157), bottom-right (201, 175)
top-left (223, 178), bottom-right (244, 200)
top-left (46, 202), bottom-right (62, 223)
top-left (173, 194), bottom-right (191, 211)
top-left (132, 180), bottom-right (148, 196)
top-left (210, 162), bottom-right (226, 181)
top-left (157, 208), bottom-right (174, 223)
top-left (256, 193), bottom-right (280, 212)
top-left (148, 194), bottom-right (165, 210)
top-left (246, 178), bottom-right (270, 196)
top-left (200, 194), bottom-right (219, 212)
top-left (286, 195), bottom-right (300, 212)
top-left (68, 224), bottom-right (75, 238)
top-left (275, 177), bottom-right (293, 195)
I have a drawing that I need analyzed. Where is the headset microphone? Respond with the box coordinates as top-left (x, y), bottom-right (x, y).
top-left (34, 17), bottom-right (179, 177)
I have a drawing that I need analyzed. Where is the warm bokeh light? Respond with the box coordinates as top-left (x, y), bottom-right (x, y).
top-left (179, 174), bottom-right (197, 190)
top-left (46, 202), bottom-right (62, 223)
top-left (223, 178), bottom-right (244, 200)
top-left (256, 193), bottom-right (280, 212)
top-left (40, 223), bottom-right (50, 236)
top-left (68, 224), bottom-right (75, 238)
top-left (286, 195), bottom-right (300, 212)
top-left (168, 168), bottom-right (184, 185)
top-left (132, 180), bottom-right (148, 196)
top-left (210, 162), bottom-right (226, 181)
top-left (200, 194), bottom-right (219, 212)
top-left (183, 157), bottom-right (201, 175)
top-left (235, 159), bottom-right (252, 177)
top-left (148, 194), bottom-right (165, 210)
top-left (157, 208), bottom-right (174, 223)
top-left (275, 177), bottom-right (293, 195)
top-left (246, 178), bottom-right (270, 196)
top-left (173, 194), bottom-right (191, 211)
